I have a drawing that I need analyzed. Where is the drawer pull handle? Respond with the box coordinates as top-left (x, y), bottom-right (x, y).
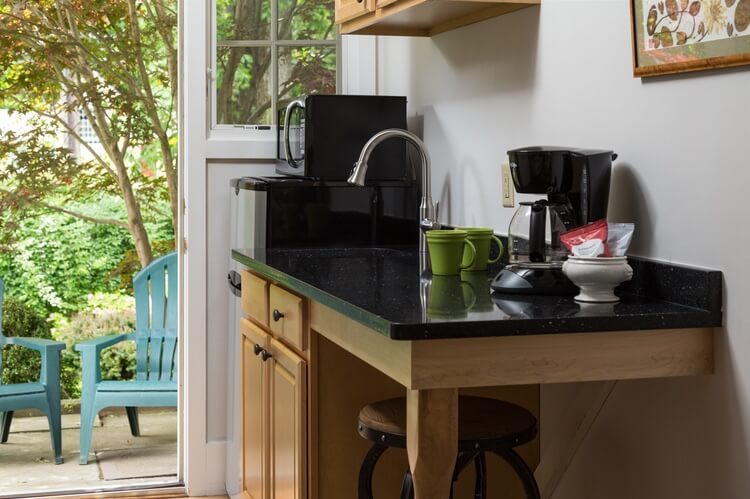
top-left (272, 309), bottom-right (285, 322)
top-left (260, 350), bottom-right (273, 362)
top-left (253, 344), bottom-right (263, 356)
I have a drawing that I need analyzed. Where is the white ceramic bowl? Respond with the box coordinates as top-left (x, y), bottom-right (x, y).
top-left (562, 256), bottom-right (633, 303)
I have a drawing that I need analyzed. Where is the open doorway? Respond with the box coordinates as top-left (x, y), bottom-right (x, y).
top-left (0, 1), bottom-right (181, 496)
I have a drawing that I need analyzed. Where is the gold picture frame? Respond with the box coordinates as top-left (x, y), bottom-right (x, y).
top-left (631, 0), bottom-right (750, 77)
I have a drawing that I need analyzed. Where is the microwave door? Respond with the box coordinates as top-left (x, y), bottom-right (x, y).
top-left (283, 99), bottom-right (305, 168)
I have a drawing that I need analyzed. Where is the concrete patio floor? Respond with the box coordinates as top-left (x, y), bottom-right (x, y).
top-left (0, 409), bottom-right (178, 496)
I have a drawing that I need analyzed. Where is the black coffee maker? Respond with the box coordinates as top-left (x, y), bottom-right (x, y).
top-left (491, 146), bottom-right (617, 295)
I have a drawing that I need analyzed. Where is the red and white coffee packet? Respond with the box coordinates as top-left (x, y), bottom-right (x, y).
top-left (560, 219), bottom-right (609, 257)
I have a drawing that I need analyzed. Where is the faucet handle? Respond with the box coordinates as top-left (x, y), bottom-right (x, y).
top-left (420, 217), bottom-right (442, 233)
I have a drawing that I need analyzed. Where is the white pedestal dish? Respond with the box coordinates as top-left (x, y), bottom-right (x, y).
top-left (562, 256), bottom-right (633, 303)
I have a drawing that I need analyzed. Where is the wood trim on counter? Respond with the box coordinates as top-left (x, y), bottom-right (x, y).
top-left (310, 302), bottom-right (412, 387)
top-left (410, 328), bottom-right (714, 389)
top-left (311, 302), bottom-right (714, 390)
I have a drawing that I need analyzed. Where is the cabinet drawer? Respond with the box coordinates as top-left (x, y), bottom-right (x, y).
top-left (242, 271), bottom-right (269, 328)
top-left (269, 284), bottom-right (306, 352)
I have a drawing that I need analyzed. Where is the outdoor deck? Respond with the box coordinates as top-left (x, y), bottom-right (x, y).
top-left (0, 409), bottom-right (178, 496)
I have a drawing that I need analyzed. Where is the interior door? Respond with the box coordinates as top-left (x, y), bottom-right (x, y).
top-left (241, 319), bottom-right (270, 499)
top-left (270, 338), bottom-right (307, 499)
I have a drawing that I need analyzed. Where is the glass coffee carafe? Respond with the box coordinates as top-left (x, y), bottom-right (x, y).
top-left (507, 200), bottom-right (571, 266)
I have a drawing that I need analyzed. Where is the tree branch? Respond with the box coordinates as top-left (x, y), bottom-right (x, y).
top-left (39, 201), bottom-right (130, 228)
top-left (0, 188), bottom-right (128, 228)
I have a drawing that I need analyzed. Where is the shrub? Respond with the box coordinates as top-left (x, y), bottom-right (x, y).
top-left (51, 292), bottom-right (137, 399)
top-left (1, 298), bottom-right (53, 385)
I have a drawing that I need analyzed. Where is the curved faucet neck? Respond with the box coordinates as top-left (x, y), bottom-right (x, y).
top-left (350, 128), bottom-right (431, 198)
top-left (348, 128), bottom-right (436, 253)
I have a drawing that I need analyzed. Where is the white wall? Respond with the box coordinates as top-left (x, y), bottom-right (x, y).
top-left (373, 0), bottom-right (747, 497)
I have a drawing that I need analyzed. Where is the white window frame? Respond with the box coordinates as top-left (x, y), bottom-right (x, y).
top-left (206, 0), bottom-right (341, 159)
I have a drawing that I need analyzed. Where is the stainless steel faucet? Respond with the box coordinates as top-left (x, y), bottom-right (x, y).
top-left (347, 128), bottom-right (440, 254)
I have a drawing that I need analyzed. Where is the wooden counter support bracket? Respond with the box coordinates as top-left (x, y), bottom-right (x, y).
top-left (407, 388), bottom-right (459, 499)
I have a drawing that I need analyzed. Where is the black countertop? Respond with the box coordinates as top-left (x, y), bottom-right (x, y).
top-left (232, 247), bottom-right (723, 340)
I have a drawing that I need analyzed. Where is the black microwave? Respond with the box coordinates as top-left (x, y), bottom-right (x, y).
top-left (277, 94), bottom-right (408, 180)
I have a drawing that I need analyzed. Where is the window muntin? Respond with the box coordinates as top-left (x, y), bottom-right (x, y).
top-left (212, 0), bottom-right (337, 129)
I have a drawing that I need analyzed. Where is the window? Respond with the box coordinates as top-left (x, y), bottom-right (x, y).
top-left (211, 0), bottom-right (338, 131)
top-left (77, 111), bottom-right (100, 144)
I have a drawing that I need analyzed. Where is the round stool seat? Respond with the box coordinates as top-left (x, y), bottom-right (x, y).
top-left (358, 395), bottom-right (537, 452)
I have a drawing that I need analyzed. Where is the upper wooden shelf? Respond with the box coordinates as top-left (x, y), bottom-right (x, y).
top-left (336, 0), bottom-right (540, 37)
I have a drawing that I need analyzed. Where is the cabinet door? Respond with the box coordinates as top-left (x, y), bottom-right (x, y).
top-left (270, 338), bottom-right (308, 499)
top-left (241, 319), bottom-right (271, 499)
top-left (335, 0), bottom-right (370, 24)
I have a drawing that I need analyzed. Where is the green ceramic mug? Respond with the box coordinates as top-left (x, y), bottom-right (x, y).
top-left (426, 230), bottom-right (477, 276)
top-left (459, 227), bottom-right (504, 272)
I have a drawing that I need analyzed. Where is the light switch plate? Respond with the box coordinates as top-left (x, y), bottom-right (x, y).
top-left (501, 162), bottom-right (514, 208)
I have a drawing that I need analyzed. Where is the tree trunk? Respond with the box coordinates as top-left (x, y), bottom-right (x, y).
top-left (120, 171), bottom-right (154, 268)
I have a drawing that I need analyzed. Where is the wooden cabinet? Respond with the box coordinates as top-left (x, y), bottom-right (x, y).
top-left (335, 0), bottom-right (372, 23)
top-left (335, 0), bottom-right (540, 37)
top-left (241, 318), bottom-right (270, 499)
top-left (242, 271), bottom-right (270, 328)
top-left (270, 339), bottom-right (307, 499)
top-left (238, 269), bottom-right (540, 499)
top-left (269, 284), bottom-right (306, 352)
top-left (240, 274), bottom-right (308, 499)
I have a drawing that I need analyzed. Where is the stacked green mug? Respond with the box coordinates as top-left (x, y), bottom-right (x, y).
top-left (425, 230), bottom-right (477, 276)
top-left (459, 227), bottom-right (504, 272)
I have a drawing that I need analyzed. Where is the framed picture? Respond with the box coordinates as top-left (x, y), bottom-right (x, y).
top-left (631, 0), bottom-right (750, 77)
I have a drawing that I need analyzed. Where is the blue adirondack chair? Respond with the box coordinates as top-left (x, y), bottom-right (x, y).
top-left (75, 252), bottom-right (178, 465)
top-left (0, 278), bottom-right (66, 464)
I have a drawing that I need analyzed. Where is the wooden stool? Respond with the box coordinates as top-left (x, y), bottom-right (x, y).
top-left (357, 396), bottom-right (540, 499)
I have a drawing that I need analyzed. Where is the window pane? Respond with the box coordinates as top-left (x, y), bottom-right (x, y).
top-left (278, 46), bottom-right (336, 109)
top-left (216, 47), bottom-right (273, 125)
top-left (277, 0), bottom-right (336, 40)
top-left (217, 0), bottom-right (272, 41)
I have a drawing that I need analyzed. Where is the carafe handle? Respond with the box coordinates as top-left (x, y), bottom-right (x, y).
top-left (529, 202), bottom-right (546, 263)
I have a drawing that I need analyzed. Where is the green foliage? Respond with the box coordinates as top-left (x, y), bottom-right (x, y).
top-left (51, 292), bottom-right (137, 400)
top-left (111, 239), bottom-right (176, 294)
top-left (1, 298), bottom-right (53, 385)
top-left (0, 195), bottom-right (138, 316)
top-left (0, 0), bottom-right (179, 267)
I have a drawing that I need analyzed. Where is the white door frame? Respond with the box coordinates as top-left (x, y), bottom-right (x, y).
top-left (180, 0), bottom-right (222, 494)
top-left (179, 0), bottom-right (378, 490)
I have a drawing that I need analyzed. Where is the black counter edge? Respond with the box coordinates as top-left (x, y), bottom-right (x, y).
top-left (388, 309), bottom-right (721, 340)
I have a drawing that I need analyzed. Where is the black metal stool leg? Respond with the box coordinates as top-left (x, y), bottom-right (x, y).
top-left (358, 443), bottom-right (387, 499)
top-left (474, 452), bottom-right (487, 499)
top-left (400, 470), bottom-right (414, 499)
top-left (493, 448), bottom-right (541, 499)
top-left (1, 411), bottom-right (13, 443)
